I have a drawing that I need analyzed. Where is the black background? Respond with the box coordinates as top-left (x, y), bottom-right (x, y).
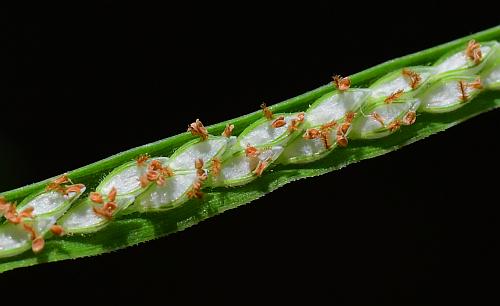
top-left (1, 3), bottom-right (499, 305)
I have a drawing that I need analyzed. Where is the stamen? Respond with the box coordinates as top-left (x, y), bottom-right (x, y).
top-left (245, 145), bottom-right (260, 158)
top-left (371, 112), bottom-right (385, 126)
top-left (271, 116), bottom-right (286, 128)
top-left (89, 192), bottom-right (104, 204)
top-left (332, 75), bottom-right (351, 91)
top-left (388, 119), bottom-right (401, 132)
top-left (402, 111), bottom-right (416, 126)
top-left (466, 39), bottom-right (482, 64)
top-left (261, 103), bottom-right (274, 119)
top-left (384, 89), bottom-right (404, 103)
top-left (136, 154), bottom-right (150, 166)
top-left (252, 160), bottom-right (268, 176)
top-left (187, 119), bottom-right (209, 141)
top-left (50, 225), bottom-right (65, 236)
top-left (222, 124), bottom-right (234, 137)
top-left (402, 68), bottom-right (422, 89)
top-left (211, 158), bottom-right (221, 176)
top-left (31, 236), bottom-right (45, 253)
top-left (458, 80), bottom-right (468, 102)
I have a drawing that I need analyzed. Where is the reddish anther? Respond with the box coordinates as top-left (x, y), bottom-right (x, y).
top-left (187, 181), bottom-right (204, 199)
top-left (467, 78), bottom-right (483, 90)
top-left (19, 207), bottom-right (34, 219)
top-left (345, 111), bottom-right (356, 123)
top-left (195, 158), bottom-right (206, 178)
top-left (64, 184), bottom-right (85, 195)
top-left (458, 80), bottom-right (468, 102)
top-left (271, 116), bottom-right (286, 128)
top-left (466, 40), bottom-right (482, 64)
top-left (332, 75), bottom-right (351, 91)
top-left (402, 68), bottom-right (422, 89)
top-left (288, 112), bottom-right (305, 132)
top-left (31, 236), bottom-right (45, 253)
top-left (402, 111), bottom-right (416, 126)
top-left (93, 201), bottom-right (117, 220)
top-left (388, 119), bottom-right (402, 132)
top-left (303, 128), bottom-right (321, 140)
top-left (336, 130), bottom-right (348, 148)
top-left (136, 154), bottom-right (150, 166)
top-left (107, 187), bottom-right (117, 202)
top-left (53, 174), bottom-right (70, 185)
top-left (211, 158), bottom-right (221, 177)
top-left (245, 145), bottom-right (260, 158)
top-left (187, 119), bottom-right (209, 141)
top-left (148, 160), bottom-right (163, 171)
top-left (371, 112), bottom-right (385, 126)
top-left (90, 192), bottom-right (104, 204)
top-left (23, 223), bottom-right (36, 240)
top-left (252, 160), bottom-right (268, 176)
top-left (261, 103), bottom-right (274, 119)
top-left (50, 224), bottom-right (65, 236)
top-left (222, 124), bottom-right (235, 137)
top-left (384, 89), bottom-right (404, 104)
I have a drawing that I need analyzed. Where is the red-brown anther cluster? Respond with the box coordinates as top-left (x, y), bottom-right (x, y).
top-left (188, 119), bottom-right (209, 141)
top-left (402, 68), bottom-right (422, 89)
top-left (336, 112), bottom-right (355, 148)
top-left (91, 187), bottom-right (118, 220)
top-left (211, 158), bottom-right (221, 177)
top-left (222, 124), bottom-right (235, 137)
top-left (303, 121), bottom-right (337, 149)
top-left (261, 103), bottom-right (274, 119)
top-left (288, 112), bottom-right (305, 132)
top-left (388, 119), bottom-right (402, 132)
top-left (384, 89), bottom-right (404, 104)
top-left (332, 75), bottom-right (351, 91)
top-left (466, 40), bottom-right (482, 64)
top-left (1, 196), bottom-right (46, 253)
top-left (136, 154), bottom-right (150, 166)
top-left (46, 174), bottom-right (85, 196)
top-left (1, 196), bottom-right (34, 225)
top-left (22, 221), bottom-right (46, 253)
top-left (245, 145), bottom-right (260, 158)
top-left (402, 111), bottom-right (417, 126)
top-left (140, 160), bottom-right (174, 187)
top-left (371, 112), bottom-right (385, 126)
top-left (188, 159), bottom-right (208, 199)
top-left (271, 115), bottom-right (286, 128)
